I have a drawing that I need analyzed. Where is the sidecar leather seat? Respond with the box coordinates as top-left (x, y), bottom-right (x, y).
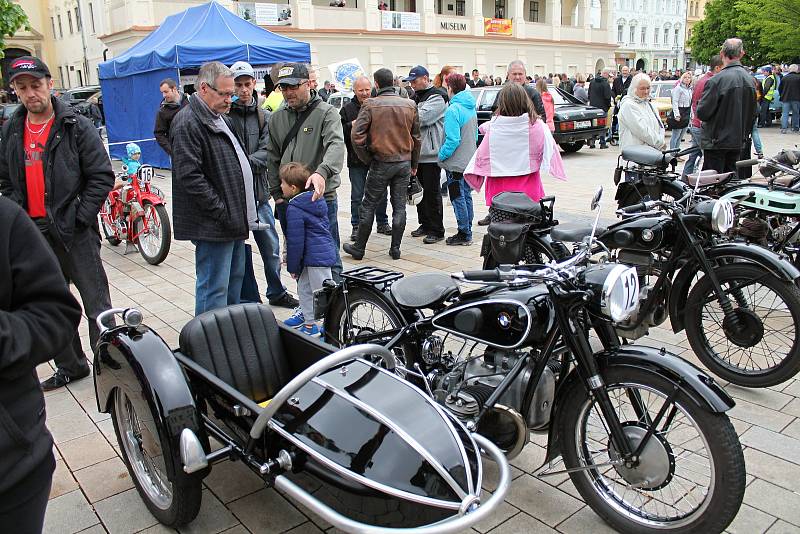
top-left (550, 225), bottom-right (607, 242)
top-left (179, 303), bottom-right (292, 403)
top-left (391, 273), bottom-right (459, 309)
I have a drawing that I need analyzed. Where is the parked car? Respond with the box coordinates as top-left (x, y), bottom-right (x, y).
top-left (326, 90), bottom-right (354, 110)
top-left (74, 90), bottom-right (104, 125)
top-left (60, 85), bottom-right (101, 106)
top-left (1, 103), bottom-right (20, 127)
top-left (649, 81), bottom-right (676, 129)
top-left (471, 84), bottom-right (608, 153)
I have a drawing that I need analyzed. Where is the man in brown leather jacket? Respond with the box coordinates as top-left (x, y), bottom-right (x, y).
top-left (343, 67), bottom-right (420, 261)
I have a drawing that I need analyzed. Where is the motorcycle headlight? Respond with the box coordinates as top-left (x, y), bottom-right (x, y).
top-left (711, 199), bottom-right (735, 234)
top-left (580, 264), bottom-right (640, 323)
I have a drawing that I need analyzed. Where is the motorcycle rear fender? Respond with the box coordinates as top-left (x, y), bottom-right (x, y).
top-left (544, 345), bottom-right (735, 465)
top-left (668, 242), bottom-right (800, 331)
top-left (95, 326), bottom-right (207, 479)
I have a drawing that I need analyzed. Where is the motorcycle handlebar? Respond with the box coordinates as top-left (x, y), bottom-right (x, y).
top-left (736, 158), bottom-right (760, 168)
top-left (461, 269), bottom-right (503, 282)
top-left (619, 201), bottom-right (650, 214)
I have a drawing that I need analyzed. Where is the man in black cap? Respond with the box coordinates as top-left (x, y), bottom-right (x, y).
top-left (0, 56), bottom-right (114, 390)
top-left (265, 62), bottom-right (345, 284)
top-left (404, 65), bottom-right (446, 244)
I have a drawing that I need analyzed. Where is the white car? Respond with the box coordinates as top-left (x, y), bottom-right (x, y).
top-left (326, 91), bottom-right (354, 110)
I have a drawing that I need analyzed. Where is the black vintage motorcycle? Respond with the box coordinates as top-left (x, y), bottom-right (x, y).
top-left (93, 305), bottom-right (510, 531)
top-left (318, 190), bottom-right (746, 533)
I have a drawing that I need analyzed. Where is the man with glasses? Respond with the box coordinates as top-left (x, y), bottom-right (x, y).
top-left (265, 63), bottom-right (345, 292)
top-left (171, 61), bottom-right (262, 315)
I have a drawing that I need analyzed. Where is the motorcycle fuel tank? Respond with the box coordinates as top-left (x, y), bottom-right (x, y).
top-left (601, 215), bottom-right (673, 252)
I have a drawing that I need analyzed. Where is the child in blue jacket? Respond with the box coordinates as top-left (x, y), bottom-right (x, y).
top-left (281, 163), bottom-right (336, 335)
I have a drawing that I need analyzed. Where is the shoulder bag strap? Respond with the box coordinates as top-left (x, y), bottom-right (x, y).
top-left (281, 99), bottom-right (321, 156)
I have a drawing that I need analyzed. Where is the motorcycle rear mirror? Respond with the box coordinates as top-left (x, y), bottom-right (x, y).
top-left (591, 186), bottom-right (603, 211)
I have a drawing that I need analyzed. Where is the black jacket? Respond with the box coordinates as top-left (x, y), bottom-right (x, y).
top-left (0, 197), bottom-right (81, 494)
top-left (779, 72), bottom-right (800, 103)
top-left (340, 95), bottom-right (367, 168)
top-left (589, 76), bottom-right (613, 110)
top-left (0, 97), bottom-right (114, 250)
top-left (154, 93), bottom-right (189, 155)
top-left (493, 82), bottom-right (546, 119)
top-left (697, 61), bottom-right (758, 151)
top-left (170, 94), bottom-right (249, 242)
top-left (612, 75), bottom-right (632, 99)
top-left (227, 98), bottom-right (270, 203)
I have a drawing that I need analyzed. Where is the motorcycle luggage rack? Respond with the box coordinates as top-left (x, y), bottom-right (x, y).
top-left (341, 265), bottom-right (404, 288)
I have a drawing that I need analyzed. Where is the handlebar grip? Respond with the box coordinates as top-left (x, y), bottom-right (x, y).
top-left (736, 158), bottom-right (759, 168)
top-left (462, 269), bottom-right (502, 282)
top-left (619, 202), bottom-right (648, 214)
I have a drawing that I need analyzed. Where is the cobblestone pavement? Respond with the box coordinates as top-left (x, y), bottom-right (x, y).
top-left (41, 128), bottom-right (800, 534)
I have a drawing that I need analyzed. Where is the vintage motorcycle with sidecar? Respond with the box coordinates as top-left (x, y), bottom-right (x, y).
top-left (92, 304), bottom-right (510, 532)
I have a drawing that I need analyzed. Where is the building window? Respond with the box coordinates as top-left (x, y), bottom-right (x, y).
top-left (618, 24), bottom-right (624, 43)
top-left (674, 28), bottom-right (679, 45)
top-left (75, 7), bottom-right (81, 31)
top-left (57, 14), bottom-right (63, 38)
top-left (529, 0), bottom-right (539, 22)
top-left (50, 16), bottom-right (57, 38)
top-left (641, 26), bottom-right (646, 44)
top-left (436, 0), bottom-right (442, 13)
top-left (663, 58), bottom-right (668, 69)
top-left (629, 26), bottom-right (635, 44)
top-left (77, 69), bottom-right (83, 86)
top-left (89, 3), bottom-right (96, 33)
top-left (654, 27), bottom-right (658, 44)
top-left (673, 58), bottom-right (678, 69)
top-left (687, 28), bottom-right (692, 40)
top-left (67, 11), bottom-right (73, 34)
top-left (664, 27), bottom-right (669, 44)
top-left (495, 0), bottom-right (505, 18)
top-left (456, 0), bottom-right (465, 15)
top-left (58, 66), bottom-right (64, 86)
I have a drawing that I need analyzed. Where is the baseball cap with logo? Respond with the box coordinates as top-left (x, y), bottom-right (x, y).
top-left (275, 63), bottom-right (309, 86)
top-left (8, 56), bottom-right (51, 83)
top-left (402, 66), bottom-right (429, 82)
top-left (230, 61), bottom-right (255, 80)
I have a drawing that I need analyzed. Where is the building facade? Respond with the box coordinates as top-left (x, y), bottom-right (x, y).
top-left (613, 0), bottom-right (686, 72)
top-left (684, 0), bottom-right (707, 69)
top-left (10, 0), bottom-right (619, 90)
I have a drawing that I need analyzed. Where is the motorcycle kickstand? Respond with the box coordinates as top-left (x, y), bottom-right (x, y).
top-left (124, 241), bottom-right (139, 255)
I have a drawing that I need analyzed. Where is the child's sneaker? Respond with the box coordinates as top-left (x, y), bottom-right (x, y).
top-left (284, 307), bottom-right (305, 328)
top-left (298, 323), bottom-right (320, 336)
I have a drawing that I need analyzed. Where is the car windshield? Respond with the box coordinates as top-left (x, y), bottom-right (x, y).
top-left (547, 86), bottom-right (579, 105)
top-left (650, 84), bottom-right (674, 98)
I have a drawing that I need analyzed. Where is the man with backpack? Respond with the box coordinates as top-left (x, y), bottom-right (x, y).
top-left (227, 61), bottom-right (298, 309)
top-left (265, 63), bottom-right (346, 282)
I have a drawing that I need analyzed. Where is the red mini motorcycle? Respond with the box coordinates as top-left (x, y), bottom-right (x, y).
top-left (99, 164), bottom-right (171, 265)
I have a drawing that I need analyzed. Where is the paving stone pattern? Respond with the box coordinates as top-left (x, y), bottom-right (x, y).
top-left (42, 129), bottom-right (800, 533)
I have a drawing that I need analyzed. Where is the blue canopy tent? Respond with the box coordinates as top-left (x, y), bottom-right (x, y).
top-left (99, 1), bottom-right (310, 168)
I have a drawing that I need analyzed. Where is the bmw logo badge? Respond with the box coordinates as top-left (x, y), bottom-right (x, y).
top-left (498, 311), bottom-right (512, 329)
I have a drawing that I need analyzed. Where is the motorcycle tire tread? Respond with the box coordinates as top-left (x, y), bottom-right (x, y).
top-left (557, 366), bottom-right (745, 534)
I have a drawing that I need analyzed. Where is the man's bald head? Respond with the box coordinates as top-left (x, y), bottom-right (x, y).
top-left (721, 38), bottom-right (745, 61)
top-left (353, 75), bottom-right (372, 102)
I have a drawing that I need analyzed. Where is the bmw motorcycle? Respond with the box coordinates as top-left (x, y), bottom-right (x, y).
top-left (318, 189), bottom-right (746, 533)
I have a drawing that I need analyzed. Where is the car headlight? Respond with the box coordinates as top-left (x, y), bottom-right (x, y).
top-left (580, 264), bottom-right (640, 323)
top-left (711, 199), bottom-right (735, 234)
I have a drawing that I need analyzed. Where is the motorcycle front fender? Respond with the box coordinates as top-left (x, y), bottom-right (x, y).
top-left (543, 344), bottom-right (734, 465)
top-left (95, 326), bottom-right (206, 479)
top-left (668, 242), bottom-right (800, 331)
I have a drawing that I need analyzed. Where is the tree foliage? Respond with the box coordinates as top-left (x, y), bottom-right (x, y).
top-left (688, 0), bottom-right (800, 65)
top-left (0, 0), bottom-right (30, 58)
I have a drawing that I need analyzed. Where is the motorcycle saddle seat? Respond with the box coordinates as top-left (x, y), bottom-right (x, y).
top-left (682, 170), bottom-right (735, 187)
top-left (550, 224), bottom-right (607, 242)
top-left (621, 146), bottom-right (668, 167)
top-left (391, 273), bottom-right (459, 309)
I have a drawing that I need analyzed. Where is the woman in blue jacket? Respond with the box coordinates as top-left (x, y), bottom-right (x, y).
top-left (438, 73), bottom-right (478, 246)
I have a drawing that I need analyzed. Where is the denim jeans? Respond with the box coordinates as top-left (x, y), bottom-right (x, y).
top-left (252, 202), bottom-right (288, 301)
top-left (192, 239), bottom-right (246, 316)
top-left (447, 172), bottom-right (474, 239)
top-left (349, 165), bottom-right (388, 228)
top-left (670, 126), bottom-right (688, 150)
top-left (682, 126), bottom-right (703, 177)
top-left (276, 196), bottom-right (343, 283)
top-left (751, 120), bottom-right (764, 155)
top-left (46, 226), bottom-right (112, 376)
top-left (782, 100), bottom-right (800, 131)
top-left (354, 160), bottom-right (410, 250)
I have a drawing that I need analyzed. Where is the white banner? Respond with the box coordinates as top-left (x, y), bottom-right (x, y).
top-left (381, 11), bottom-right (421, 32)
top-left (238, 2), bottom-right (291, 26)
top-left (327, 58), bottom-right (366, 91)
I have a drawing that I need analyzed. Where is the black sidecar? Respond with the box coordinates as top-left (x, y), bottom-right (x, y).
top-left (93, 303), bottom-right (509, 532)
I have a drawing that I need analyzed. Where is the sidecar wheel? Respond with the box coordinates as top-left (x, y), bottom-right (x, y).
top-left (111, 388), bottom-right (201, 527)
top-left (558, 366), bottom-right (744, 533)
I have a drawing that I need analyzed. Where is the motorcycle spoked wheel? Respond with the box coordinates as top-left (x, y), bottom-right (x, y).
top-left (134, 202), bottom-right (172, 265)
top-left (684, 263), bottom-right (800, 388)
top-left (100, 197), bottom-right (121, 246)
top-left (111, 388), bottom-right (202, 526)
top-left (558, 366), bottom-right (745, 534)
top-left (323, 286), bottom-right (414, 378)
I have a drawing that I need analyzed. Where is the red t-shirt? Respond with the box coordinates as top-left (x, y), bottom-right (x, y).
top-left (23, 117), bottom-right (54, 218)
